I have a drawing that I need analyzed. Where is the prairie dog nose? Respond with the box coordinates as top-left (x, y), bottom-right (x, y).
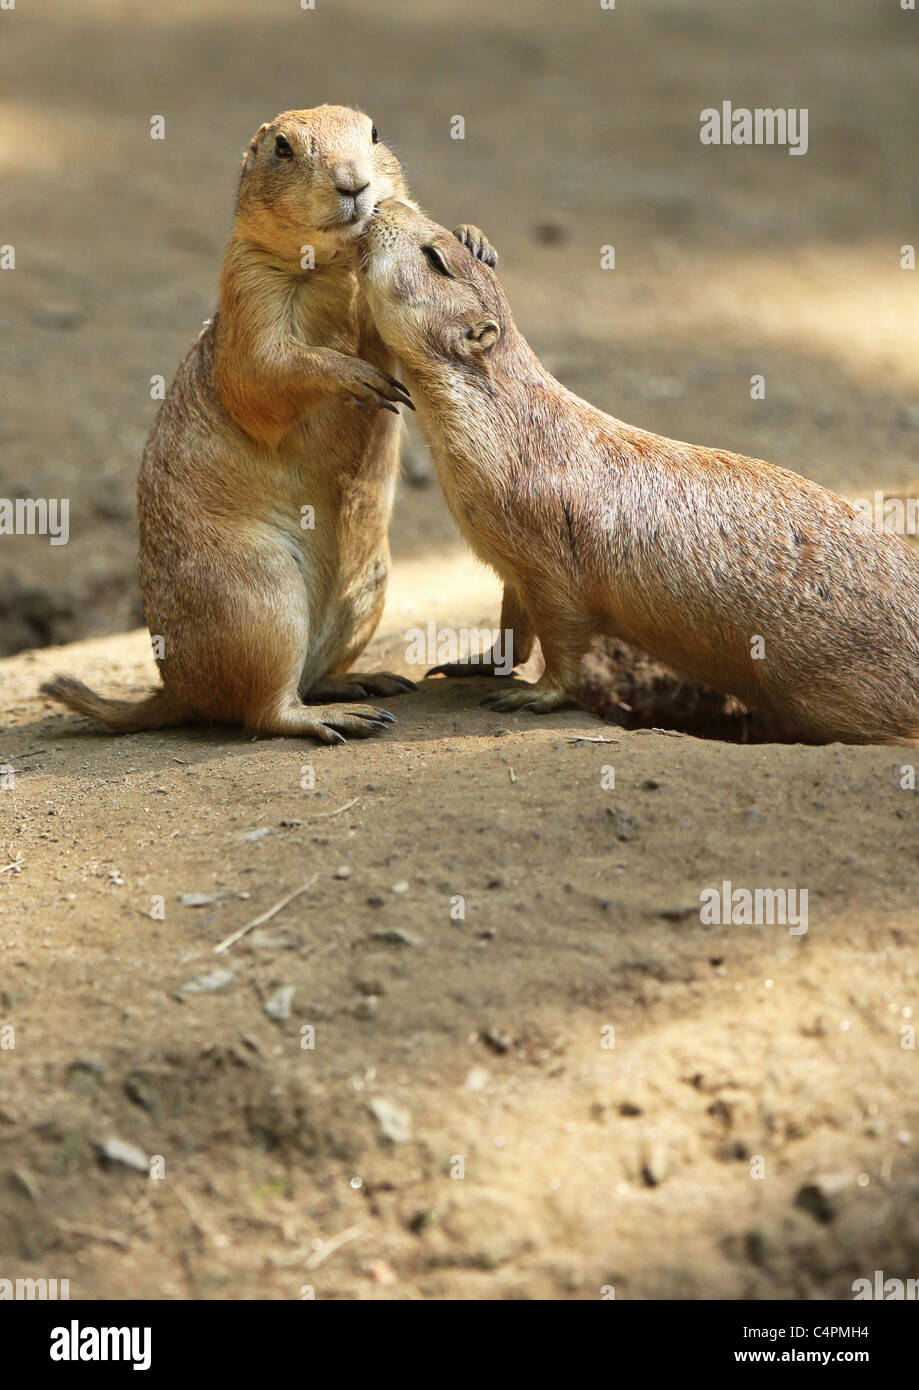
top-left (333, 164), bottom-right (371, 197)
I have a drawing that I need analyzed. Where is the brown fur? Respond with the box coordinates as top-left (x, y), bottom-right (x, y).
top-left (41, 108), bottom-right (495, 744)
top-left (359, 200), bottom-right (919, 745)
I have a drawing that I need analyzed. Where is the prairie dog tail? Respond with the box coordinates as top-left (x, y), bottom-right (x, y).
top-left (39, 675), bottom-right (194, 733)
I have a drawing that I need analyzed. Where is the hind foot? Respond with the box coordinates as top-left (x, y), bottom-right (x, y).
top-left (481, 682), bottom-right (576, 714)
top-left (261, 704), bottom-right (396, 744)
top-left (303, 672), bottom-right (417, 701)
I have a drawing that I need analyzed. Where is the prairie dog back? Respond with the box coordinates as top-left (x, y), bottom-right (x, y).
top-left (358, 199), bottom-right (919, 745)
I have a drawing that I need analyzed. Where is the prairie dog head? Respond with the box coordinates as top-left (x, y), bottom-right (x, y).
top-left (235, 106), bottom-right (407, 263)
top-left (358, 200), bottom-right (509, 379)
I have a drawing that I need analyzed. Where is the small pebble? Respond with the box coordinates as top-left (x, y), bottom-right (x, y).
top-left (370, 928), bottom-right (422, 948)
top-left (642, 1144), bottom-right (669, 1186)
top-left (179, 892), bottom-right (216, 908)
top-left (263, 985), bottom-right (295, 1021)
top-left (369, 1097), bottom-right (412, 1143)
top-left (794, 1172), bottom-right (853, 1223)
top-left (96, 1137), bottom-right (149, 1173)
top-left (179, 967), bottom-right (235, 995)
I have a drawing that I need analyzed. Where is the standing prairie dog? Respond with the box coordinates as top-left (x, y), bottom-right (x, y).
top-left (358, 199), bottom-right (919, 745)
top-left (41, 107), bottom-right (495, 744)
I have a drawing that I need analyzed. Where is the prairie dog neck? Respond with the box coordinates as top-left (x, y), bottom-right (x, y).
top-left (218, 233), bottom-right (359, 354)
top-left (404, 349), bottom-right (548, 584)
top-left (405, 339), bottom-right (568, 496)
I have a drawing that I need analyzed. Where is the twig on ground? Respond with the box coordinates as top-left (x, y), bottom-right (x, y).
top-left (305, 1221), bottom-right (371, 1271)
top-left (56, 1219), bottom-right (131, 1251)
top-left (213, 874), bottom-right (319, 954)
top-left (567, 735), bottom-right (620, 745)
top-left (305, 796), bottom-right (360, 820)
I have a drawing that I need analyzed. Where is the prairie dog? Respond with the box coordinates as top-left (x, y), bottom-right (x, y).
top-left (358, 199), bottom-right (919, 745)
top-left (41, 107), bottom-right (495, 744)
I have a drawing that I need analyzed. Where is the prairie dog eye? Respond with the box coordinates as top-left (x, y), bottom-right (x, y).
top-left (371, 125), bottom-right (379, 144)
top-left (274, 134), bottom-right (293, 159)
top-left (422, 244), bottom-right (452, 277)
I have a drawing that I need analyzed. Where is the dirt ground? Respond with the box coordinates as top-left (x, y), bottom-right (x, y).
top-left (1, 0), bottom-right (918, 1300)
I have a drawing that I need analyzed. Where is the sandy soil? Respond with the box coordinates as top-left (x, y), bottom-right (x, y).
top-left (1, 0), bottom-right (918, 1300)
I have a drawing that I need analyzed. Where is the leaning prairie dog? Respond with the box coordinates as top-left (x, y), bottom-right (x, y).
top-left (358, 199), bottom-right (919, 745)
top-left (41, 107), bottom-right (495, 744)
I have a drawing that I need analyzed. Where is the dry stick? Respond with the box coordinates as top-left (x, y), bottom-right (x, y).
top-left (0, 862), bottom-right (23, 875)
top-left (173, 1182), bottom-right (217, 1244)
top-left (56, 1219), bottom-right (131, 1251)
top-left (213, 874), bottom-right (319, 955)
top-left (305, 796), bottom-right (360, 820)
top-left (304, 1221), bottom-right (371, 1271)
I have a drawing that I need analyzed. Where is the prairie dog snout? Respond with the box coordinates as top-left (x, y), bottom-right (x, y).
top-left (359, 199), bottom-right (919, 745)
top-left (236, 106), bottom-right (397, 262)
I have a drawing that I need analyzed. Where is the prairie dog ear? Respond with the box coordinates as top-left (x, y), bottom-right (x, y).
top-left (464, 319), bottom-right (500, 353)
top-left (243, 122), bottom-right (271, 167)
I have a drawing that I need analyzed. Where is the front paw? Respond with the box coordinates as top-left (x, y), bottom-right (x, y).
top-left (338, 358), bottom-right (415, 414)
top-left (452, 224), bottom-right (498, 269)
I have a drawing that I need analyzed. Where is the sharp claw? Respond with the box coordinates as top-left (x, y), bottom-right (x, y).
top-left (370, 386), bottom-right (410, 412)
top-left (380, 375), bottom-right (411, 397)
top-left (427, 664), bottom-right (447, 676)
top-left (321, 726), bottom-right (347, 744)
top-left (373, 709), bottom-right (396, 723)
top-left (397, 677), bottom-right (419, 690)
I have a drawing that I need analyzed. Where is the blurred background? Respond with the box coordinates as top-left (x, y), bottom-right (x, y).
top-left (1, 0), bottom-right (916, 655)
